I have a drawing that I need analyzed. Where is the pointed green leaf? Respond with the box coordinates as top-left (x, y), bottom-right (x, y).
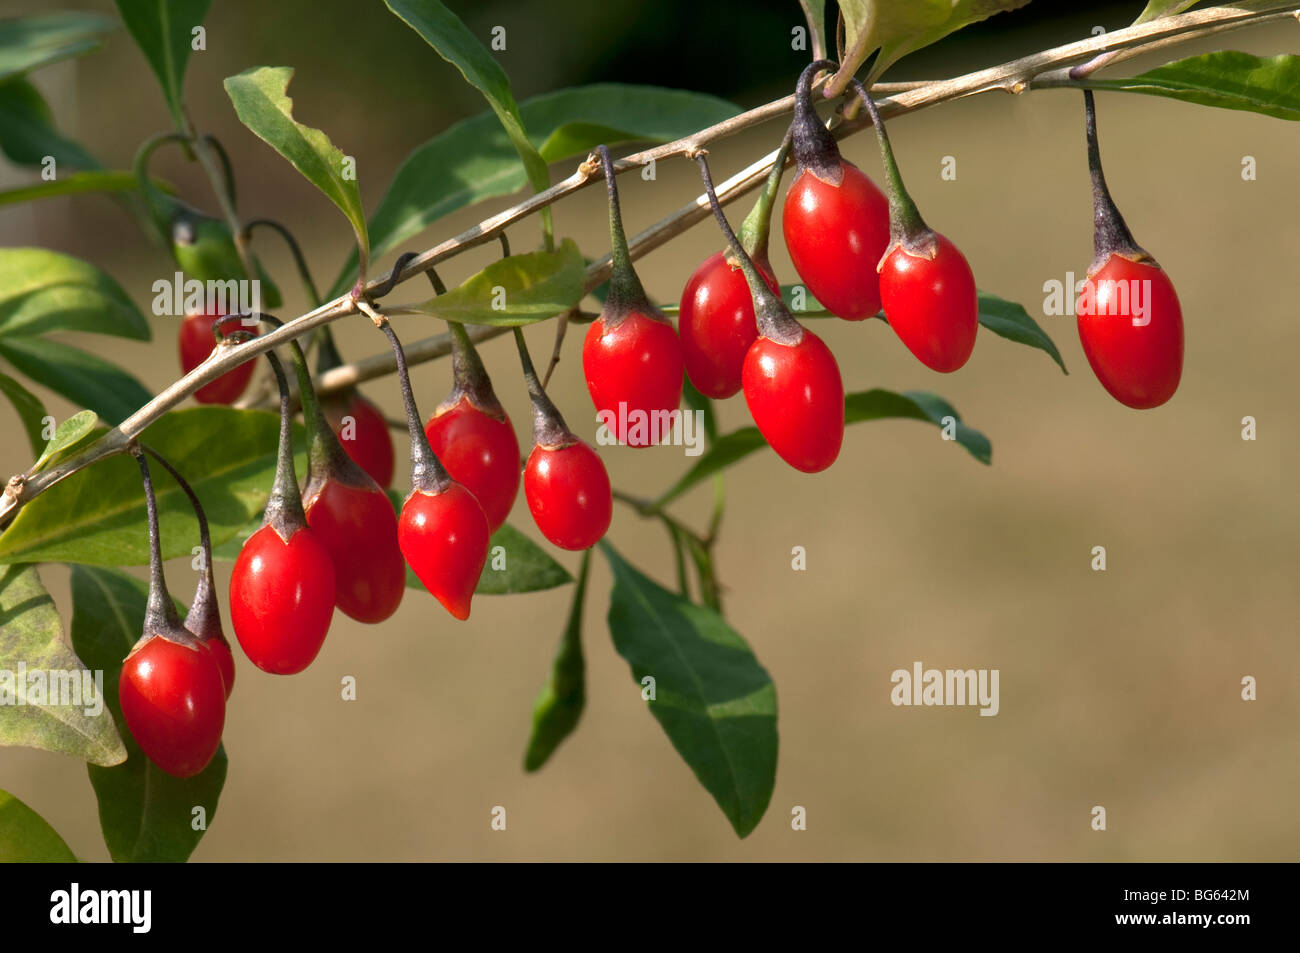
top-left (33, 410), bottom-right (97, 470)
top-left (0, 248), bottom-right (150, 340)
top-left (70, 566), bottom-right (225, 863)
top-left (0, 563), bottom-right (125, 767)
top-left (1134, 1), bottom-right (1201, 24)
top-left (0, 369), bottom-right (46, 457)
top-left (0, 170), bottom-right (149, 208)
top-left (0, 408), bottom-right (299, 566)
top-left (976, 291), bottom-right (1066, 373)
top-left (408, 239), bottom-right (585, 327)
top-left (223, 66), bottom-right (368, 266)
top-left (0, 789), bottom-right (77, 862)
top-left (327, 84), bottom-right (737, 298)
top-left (0, 337), bottom-right (150, 426)
top-left (0, 11), bottom-right (114, 83)
top-left (0, 78), bottom-right (100, 170)
top-left (654, 388), bottom-right (990, 508)
top-left (1078, 52), bottom-right (1300, 122)
top-left (601, 542), bottom-right (777, 838)
top-left (524, 550), bottom-right (589, 771)
top-left (113, 0), bottom-right (212, 130)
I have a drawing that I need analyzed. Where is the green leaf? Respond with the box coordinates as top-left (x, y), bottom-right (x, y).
top-left (523, 550), bottom-right (589, 771)
top-left (0, 170), bottom-right (147, 207)
top-left (0, 788), bottom-right (77, 862)
top-left (0, 11), bottom-right (114, 83)
top-left (0, 78), bottom-right (100, 170)
top-left (0, 564), bottom-right (125, 767)
top-left (655, 388), bottom-right (990, 508)
top-left (33, 410), bottom-right (97, 470)
top-left (798, 0), bottom-right (828, 58)
top-left (0, 337), bottom-right (151, 426)
top-left (1134, 1), bottom-right (1201, 24)
top-left (0, 248), bottom-right (150, 340)
top-left (113, 0), bottom-right (212, 130)
top-left (976, 291), bottom-right (1066, 373)
top-left (1078, 52), bottom-right (1300, 122)
top-left (327, 84), bottom-right (737, 298)
top-left (838, 0), bottom-right (1031, 85)
top-left (223, 66), bottom-right (368, 267)
top-left (0, 407), bottom-right (297, 566)
top-left (408, 240), bottom-right (586, 327)
top-left (601, 542), bottom-right (777, 838)
top-left (0, 369), bottom-right (46, 457)
top-left (383, 0), bottom-right (548, 201)
top-left (70, 566), bottom-right (225, 863)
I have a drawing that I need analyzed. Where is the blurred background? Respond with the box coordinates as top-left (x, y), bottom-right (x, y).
top-left (1, 0), bottom-right (1297, 861)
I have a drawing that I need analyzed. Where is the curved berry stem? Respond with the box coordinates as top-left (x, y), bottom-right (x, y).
top-left (261, 347), bottom-right (309, 538)
top-left (695, 153), bottom-right (803, 347)
top-left (200, 135), bottom-right (237, 211)
top-left (376, 320), bottom-right (452, 493)
top-left (736, 127), bottom-right (793, 267)
top-left (141, 445), bottom-right (217, 640)
top-left (245, 219), bottom-right (320, 306)
top-left (132, 449), bottom-right (182, 634)
top-left (598, 144), bottom-right (652, 322)
top-left (791, 59), bottom-right (842, 184)
top-left (513, 327), bottom-right (572, 448)
top-left (1083, 90), bottom-right (1151, 271)
top-left (849, 79), bottom-right (931, 250)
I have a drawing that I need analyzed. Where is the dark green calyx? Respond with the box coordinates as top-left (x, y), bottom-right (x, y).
top-left (596, 144), bottom-right (661, 327)
top-left (132, 449), bottom-right (184, 639)
top-left (1083, 90), bottom-right (1154, 274)
top-left (377, 320), bottom-right (452, 494)
top-left (441, 321), bottom-right (506, 420)
top-left (791, 59), bottom-right (843, 186)
top-left (695, 153), bottom-right (803, 348)
top-left (850, 80), bottom-right (936, 259)
top-left (261, 348), bottom-right (310, 541)
top-left (514, 327), bottom-right (574, 449)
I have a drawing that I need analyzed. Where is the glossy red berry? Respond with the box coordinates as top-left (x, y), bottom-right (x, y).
top-left (178, 310), bottom-right (256, 405)
top-left (424, 396), bottom-right (520, 532)
top-left (203, 634), bottom-right (236, 700)
top-left (743, 330), bottom-right (844, 473)
top-left (119, 633), bottom-right (225, 779)
top-left (583, 310), bottom-right (684, 446)
top-left (524, 440), bottom-right (612, 551)
top-left (303, 479), bottom-right (406, 624)
top-left (322, 390), bottom-right (395, 488)
top-left (679, 253), bottom-right (781, 399)
top-left (879, 234), bottom-right (978, 373)
top-left (229, 524), bottom-right (336, 675)
top-left (783, 162), bottom-right (890, 322)
top-left (398, 483), bottom-right (490, 620)
top-left (1077, 254), bottom-right (1183, 409)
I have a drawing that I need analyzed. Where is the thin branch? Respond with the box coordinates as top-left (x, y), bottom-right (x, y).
top-left (2, 2), bottom-right (1293, 527)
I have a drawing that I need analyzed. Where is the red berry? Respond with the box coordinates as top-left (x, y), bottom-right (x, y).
top-left (879, 234), bottom-right (978, 373)
top-left (782, 162), bottom-right (890, 321)
top-left (742, 330), bottom-right (844, 473)
top-left (322, 390), bottom-right (395, 488)
top-left (398, 483), bottom-right (490, 620)
top-left (303, 478), bottom-right (405, 624)
top-left (583, 311), bottom-right (684, 447)
top-left (679, 252), bottom-right (781, 399)
top-left (119, 633), bottom-right (226, 779)
top-left (524, 440), bottom-right (612, 551)
top-left (1077, 254), bottom-right (1184, 409)
top-left (178, 310), bottom-right (256, 405)
top-left (203, 634), bottom-right (236, 700)
top-left (229, 523), bottom-right (336, 674)
top-left (424, 396), bottom-right (520, 532)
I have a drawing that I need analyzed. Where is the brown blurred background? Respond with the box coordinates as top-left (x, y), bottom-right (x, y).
top-left (1, 1), bottom-right (1297, 861)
